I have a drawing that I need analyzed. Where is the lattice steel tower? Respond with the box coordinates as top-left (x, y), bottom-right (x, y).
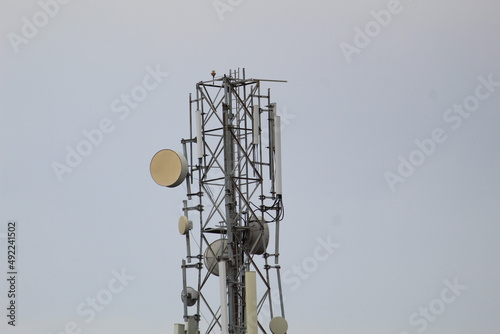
top-left (150, 69), bottom-right (288, 334)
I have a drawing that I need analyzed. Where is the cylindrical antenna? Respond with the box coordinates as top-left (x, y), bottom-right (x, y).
top-left (274, 113), bottom-right (282, 196)
top-left (196, 110), bottom-right (203, 159)
top-left (219, 261), bottom-right (229, 334)
top-left (252, 105), bottom-right (260, 145)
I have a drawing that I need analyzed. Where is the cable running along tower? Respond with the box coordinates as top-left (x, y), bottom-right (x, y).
top-left (150, 69), bottom-right (288, 334)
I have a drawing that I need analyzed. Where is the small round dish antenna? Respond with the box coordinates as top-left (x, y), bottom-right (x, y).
top-left (181, 286), bottom-right (199, 307)
top-left (269, 317), bottom-right (288, 334)
top-left (150, 149), bottom-right (188, 187)
top-left (244, 217), bottom-right (269, 255)
top-left (203, 239), bottom-right (228, 276)
top-left (178, 216), bottom-right (193, 235)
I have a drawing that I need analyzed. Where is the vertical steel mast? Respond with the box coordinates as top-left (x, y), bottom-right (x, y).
top-left (150, 69), bottom-right (288, 334)
top-left (222, 74), bottom-right (239, 332)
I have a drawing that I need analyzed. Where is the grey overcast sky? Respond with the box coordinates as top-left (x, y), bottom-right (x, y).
top-left (1, 0), bottom-right (499, 333)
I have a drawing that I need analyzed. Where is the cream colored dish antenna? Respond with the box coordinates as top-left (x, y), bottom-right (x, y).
top-left (178, 216), bottom-right (193, 235)
top-left (269, 317), bottom-right (288, 334)
top-left (150, 149), bottom-right (188, 187)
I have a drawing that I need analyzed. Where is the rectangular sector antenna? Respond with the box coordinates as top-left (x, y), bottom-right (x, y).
top-left (219, 261), bottom-right (229, 334)
top-left (252, 105), bottom-right (259, 145)
top-left (274, 107), bottom-right (282, 196)
top-left (196, 110), bottom-right (203, 159)
top-left (245, 271), bottom-right (258, 334)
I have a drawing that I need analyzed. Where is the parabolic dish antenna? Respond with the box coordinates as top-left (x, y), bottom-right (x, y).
top-left (269, 317), bottom-right (288, 334)
top-left (178, 215), bottom-right (192, 235)
top-left (181, 286), bottom-right (199, 307)
top-left (203, 239), bottom-right (228, 276)
top-left (244, 217), bottom-right (269, 255)
top-left (150, 149), bottom-right (188, 187)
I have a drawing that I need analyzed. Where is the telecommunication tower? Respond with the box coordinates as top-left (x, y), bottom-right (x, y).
top-left (150, 69), bottom-right (288, 334)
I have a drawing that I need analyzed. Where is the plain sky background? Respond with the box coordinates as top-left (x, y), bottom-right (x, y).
top-left (1, 0), bottom-right (499, 333)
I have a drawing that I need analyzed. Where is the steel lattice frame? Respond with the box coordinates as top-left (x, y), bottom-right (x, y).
top-left (178, 69), bottom-right (286, 334)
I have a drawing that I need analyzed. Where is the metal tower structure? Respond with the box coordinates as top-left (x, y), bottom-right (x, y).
top-left (150, 69), bottom-right (288, 334)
